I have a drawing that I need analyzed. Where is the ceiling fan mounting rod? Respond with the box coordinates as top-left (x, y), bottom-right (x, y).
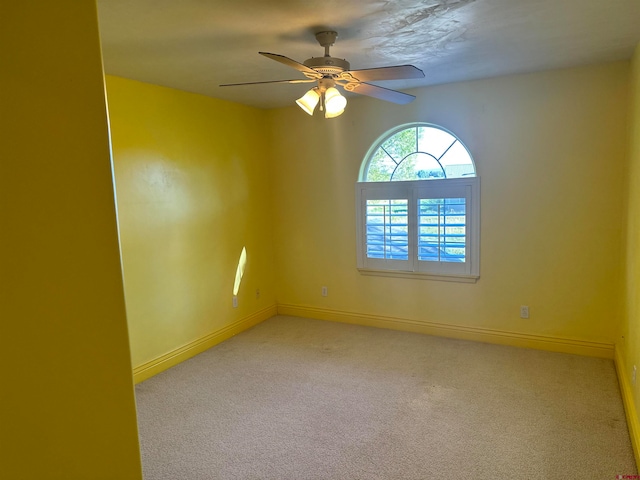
top-left (315, 31), bottom-right (338, 54)
top-left (300, 31), bottom-right (351, 76)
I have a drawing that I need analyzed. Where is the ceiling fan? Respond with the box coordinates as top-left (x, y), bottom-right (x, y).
top-left (220, 31), bottom-right (425, 118)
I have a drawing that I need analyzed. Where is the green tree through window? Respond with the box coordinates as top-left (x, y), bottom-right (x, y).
top-left (364, 125), bottom-right (475, 182)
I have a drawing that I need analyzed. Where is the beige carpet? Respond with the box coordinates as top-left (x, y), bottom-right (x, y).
top-left (135, 315), bottom-right (636, 479)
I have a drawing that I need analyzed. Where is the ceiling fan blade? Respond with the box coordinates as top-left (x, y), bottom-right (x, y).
top-left (342, 65), bottom-right (425, 82)
top-left (219, 78), bottom-right (316, 87)
top-left (345, 82), bottom-right (416, 104)
top-left (259, 52), bottom-right (322, 78)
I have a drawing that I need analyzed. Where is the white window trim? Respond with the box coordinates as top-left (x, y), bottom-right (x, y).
top-left (355, 177), bottom-right (480, 282)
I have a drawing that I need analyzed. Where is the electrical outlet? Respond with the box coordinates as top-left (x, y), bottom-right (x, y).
top-left (633, 365), bottom-right (637, 385)
top-left (520, 305), bottom-right (529, 319)
top-left (232, 296), bottom-right (238, 308)
top-left (321, 286), bottom-right (328, 297)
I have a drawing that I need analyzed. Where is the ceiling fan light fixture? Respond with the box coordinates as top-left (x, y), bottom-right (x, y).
top-left (296, 88), bottom-right (320, 115)
top-left (325, 107), bottom-right (345, 119)
top-left (324, 87), bottom-right (347, 118)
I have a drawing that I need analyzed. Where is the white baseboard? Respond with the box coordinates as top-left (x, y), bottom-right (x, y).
top-left (133, 305), bottom-right (277, 384)
top-left (277, 304), bottom-right (615, 359)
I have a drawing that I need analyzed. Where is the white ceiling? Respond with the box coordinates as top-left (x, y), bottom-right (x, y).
top-left (97, 0), bottom-right (640, 110)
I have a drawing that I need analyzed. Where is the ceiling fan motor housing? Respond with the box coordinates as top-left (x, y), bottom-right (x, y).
top-left (303, 56), bottom-right (350, 76)
top-left (304, 30), bottom-right (350, 76)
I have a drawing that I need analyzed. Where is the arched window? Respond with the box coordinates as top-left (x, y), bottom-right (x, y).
top-left (362, 124), bottom-right (476, 181)
top-left (356, 123), bottom-right (480, 281)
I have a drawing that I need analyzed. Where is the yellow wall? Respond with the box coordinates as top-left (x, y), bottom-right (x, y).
top-left (620, 43), bottom-right (640, 460)
top-left (270, 62), bottom-right (629, 347)
top-left (105, 76), bottom-right (277, 371)
top-left (0, 3), bottom-right (141, 479)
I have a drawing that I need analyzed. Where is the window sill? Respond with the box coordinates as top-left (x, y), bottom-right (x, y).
top-left (357, 268), bottom-right (479, 283)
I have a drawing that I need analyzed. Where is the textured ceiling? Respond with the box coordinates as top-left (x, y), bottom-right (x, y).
top-left (97, 0), bottom-right (640, 109)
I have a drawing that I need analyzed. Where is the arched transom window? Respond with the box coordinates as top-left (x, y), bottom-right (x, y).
top-left (362, 124), bottom-right (476, 182)
top-left (356, 123), bottom-right (480, 281)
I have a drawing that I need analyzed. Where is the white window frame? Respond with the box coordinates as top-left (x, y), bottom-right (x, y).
top-left (356, 177), bottom-right (480, 282)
